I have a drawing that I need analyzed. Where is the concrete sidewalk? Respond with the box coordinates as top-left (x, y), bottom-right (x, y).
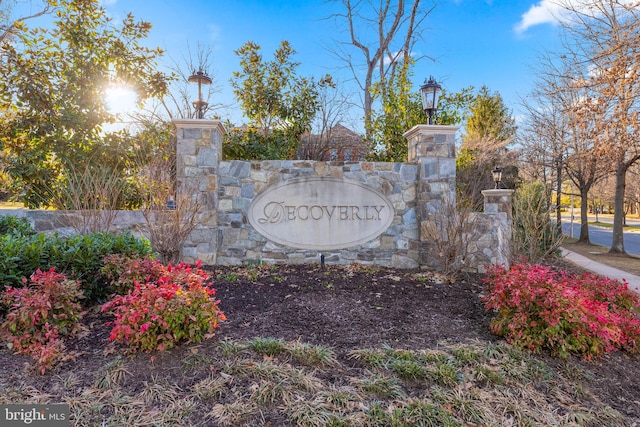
top-left (560, 248), bottom-right (640, 293)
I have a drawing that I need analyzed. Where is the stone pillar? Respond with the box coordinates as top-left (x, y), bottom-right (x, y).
top-left (481, 188), bottom-right (515, 269)
top-left (173, 119), bottom-right (225, 265)
top-left (404, 124), bottom-right (459, 269)
top-left (481, 189), bottom-right (514, 220)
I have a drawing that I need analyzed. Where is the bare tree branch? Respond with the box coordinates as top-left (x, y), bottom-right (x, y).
top-left (0, 0), bottom-right (51, 47)
top-left (326, 0), bottom-right (434, 140)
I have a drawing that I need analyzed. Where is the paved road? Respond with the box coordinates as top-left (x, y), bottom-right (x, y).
top-left (568, 214), bottom-right (640, 227)
top-left (561, 220), bottom-right (640, 256)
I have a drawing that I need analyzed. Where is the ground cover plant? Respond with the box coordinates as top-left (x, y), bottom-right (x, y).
top-left (1, 259), bottom-right (639, 426)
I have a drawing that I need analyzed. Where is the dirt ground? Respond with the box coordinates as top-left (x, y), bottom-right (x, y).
top-left (1, 260), bottom-right (640, 425)
top-left (209, 261), bottom-right (640, 423)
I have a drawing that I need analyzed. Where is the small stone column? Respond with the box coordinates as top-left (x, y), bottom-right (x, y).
top-left (173, 119), bottom-right (225, 265)
top-left (404, 124), bottom-right (459, 269)
top-left (481, 189), bottom-right (515, 269)
top-left (481, 189), bottom-right (514, 220)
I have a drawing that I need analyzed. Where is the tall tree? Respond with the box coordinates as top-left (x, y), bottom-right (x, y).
top-left (465, 86), bottom-right (517, 143)
top-left (457, 86), bottom-right (517, 208)
top-left (328, 0), bottom-right (434, 141)
top-left (368, 59), bottom-right (423, 161)
top-left (519, 91), bottom-right (567, 233)
top-left (520, 50), bottom-right (607, 243)
top-left (0, 0), bottom-right (169, 207)
top-left (227, 40), bottom-right (332, 160)
top-left (556, 0), bottom-right (640, 254)
top-left (626, 163), bottom-right (640, 218)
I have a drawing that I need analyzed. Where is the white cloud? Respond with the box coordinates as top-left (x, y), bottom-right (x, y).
top-left (515, 0), bottom-right (640, 34)
top-left (514, 1), bottom-right (563, 34)
top-left (382, 50), bottom-right (415, 66)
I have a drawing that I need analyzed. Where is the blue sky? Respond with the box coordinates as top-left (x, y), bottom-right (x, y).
top-left (97, 0), bottom-right (574, 127)
top-left (15, 0), bottom-right (576, 126)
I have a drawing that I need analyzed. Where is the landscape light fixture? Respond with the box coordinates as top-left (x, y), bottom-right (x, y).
top-left (188, 70), bottom-right (212, 119)
top-left (492, 166), bottom-right (503, 189)
top-left (420, 76), bottom-right (442, 125)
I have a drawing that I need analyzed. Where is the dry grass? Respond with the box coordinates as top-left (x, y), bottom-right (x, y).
top-left (0, 201), bottom-right (24, 209)
top-left (421, 193), bottom-right (481, 275)
top-left (1, 339), bottom-right (628, 426)
top-left (45, 165), bottom-right (126, 234)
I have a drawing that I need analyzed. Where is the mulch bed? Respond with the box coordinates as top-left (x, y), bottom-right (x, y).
top-left (1, 260), bottom-right (639, 424)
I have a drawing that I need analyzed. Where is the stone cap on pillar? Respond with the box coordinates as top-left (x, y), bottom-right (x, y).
top-left (403, 124), bottom-right (460, 163)
top-left (403, 124), bottom-right (460, 141)
top-left (481, 189), bottom-right (515, 198)
top-left (482, 189), bottom-right (515, 218)
top-left (173, 119), bottom-right (226, 134)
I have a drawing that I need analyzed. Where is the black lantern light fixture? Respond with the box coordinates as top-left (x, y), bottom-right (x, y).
top-left (492, 166), bottom-right (503, 189)
top-left (420, 76), bottom-right (442, 125)
top-left (188, 70), bottom-right (212, 119)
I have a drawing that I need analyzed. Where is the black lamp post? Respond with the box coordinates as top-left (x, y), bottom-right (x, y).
top-left (492, 166), bottom-right (503, 189)
top-left (420, 76), bottom-right (442, 125)
top-left (188, 70), bottom-right (212, 119)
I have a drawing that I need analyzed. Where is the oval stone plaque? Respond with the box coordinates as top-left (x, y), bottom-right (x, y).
top-left (248, 177), bottom-right (394, 250)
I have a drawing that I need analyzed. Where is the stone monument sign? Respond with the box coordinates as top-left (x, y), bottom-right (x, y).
top-left (247, 177), bottom-right (394, 250)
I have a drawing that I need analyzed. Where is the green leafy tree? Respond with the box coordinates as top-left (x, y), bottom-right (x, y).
top-left (368, 59), bottom-right (473, 162)
top-left (435, 86), bottom-right (475, 128)
top-left (0, 0), bottom-right (170, 207)
top-left (465, 86), bottom-right (517, 143)
top-left (457, 86), bottom-right (518, 208)
top-left (226, 40), bottom-right (332, 160)
top-left (367, 60), bottom-right (422, 161)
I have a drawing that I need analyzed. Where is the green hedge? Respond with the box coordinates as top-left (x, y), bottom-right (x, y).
top-left (0, 225), bottom-right (153, 304)
top-left (0, 215), bottom-right (36, 237)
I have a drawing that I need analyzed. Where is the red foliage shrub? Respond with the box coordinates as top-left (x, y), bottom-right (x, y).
top-left (101, 261), bottom-right (226, 352)
top-left (482, 263), bottom-right (640, 359)
top-left (101, 254), bottom-right (165, 295)
top-left (0, 268), bottom-right (85, 373)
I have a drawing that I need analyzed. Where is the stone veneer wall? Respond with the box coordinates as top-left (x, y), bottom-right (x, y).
top-left (0, 209), bottom-right (148, 239)
top-left (215, 160), bottom-right (421, 268)
top-left (0, 120), bottom-right (513, 272)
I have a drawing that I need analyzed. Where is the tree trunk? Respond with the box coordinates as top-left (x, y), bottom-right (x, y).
top-left (363, 73), bottom-right (373, 142)
top-left (555, 161), bottom-right (562, 232)
top-left (578, 186), bottom-right (590, 244)
top-left (609, 163), bottom-right (627, 254)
